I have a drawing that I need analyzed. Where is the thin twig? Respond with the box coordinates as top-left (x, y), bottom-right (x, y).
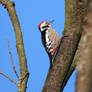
top-left (7, 39), bottom-right (19, 80)
top-left (0, 71), bottom-right (17, 85)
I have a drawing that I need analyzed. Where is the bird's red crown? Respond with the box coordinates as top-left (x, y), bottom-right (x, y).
top-left (38, 21), bottom-right (45, 29)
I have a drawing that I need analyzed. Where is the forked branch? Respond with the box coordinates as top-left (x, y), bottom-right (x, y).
top-left (42, 0), bottom-right (83, 92)
top-left (0, 0), bottom-right (29, 92)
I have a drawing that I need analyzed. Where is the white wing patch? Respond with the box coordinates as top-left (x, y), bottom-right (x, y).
top-left (46, 31), bottom-right (49, 42)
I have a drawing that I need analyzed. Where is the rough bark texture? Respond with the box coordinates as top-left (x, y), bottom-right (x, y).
top-left (76, 0), bottom-right (92, 92)
top-left (0, 0), bottom-right (29, 92)
top-left (1, 0), bottom-right (92, 92)
top-left (42, 0), bottom-right (83, 92)
top-left (61, 47), bottom-right (79, 91)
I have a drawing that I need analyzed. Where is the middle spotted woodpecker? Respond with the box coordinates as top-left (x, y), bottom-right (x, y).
top-left (38, 20), bottom-right (60, 68)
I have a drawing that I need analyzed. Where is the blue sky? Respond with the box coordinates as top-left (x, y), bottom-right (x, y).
top-left (0, 0), bottom-right (76, 92)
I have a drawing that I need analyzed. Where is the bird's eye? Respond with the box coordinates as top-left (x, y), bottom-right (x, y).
top-left (45, 22), bottom-right (48, 25)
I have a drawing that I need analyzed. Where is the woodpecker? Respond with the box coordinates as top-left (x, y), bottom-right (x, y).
top-left (38, 20), bottom-right (60, 68)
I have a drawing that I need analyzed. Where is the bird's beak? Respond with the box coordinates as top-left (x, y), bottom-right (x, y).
top-left (49, 20), bottom-right (54, 25)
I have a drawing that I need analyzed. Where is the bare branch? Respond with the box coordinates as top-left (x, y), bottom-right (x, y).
top-left (7, 39), bottom-right (19, 80)
top-left (0, 71), bottom-right (17, 85)
top-left (0, 0), bottom-right (29, 91)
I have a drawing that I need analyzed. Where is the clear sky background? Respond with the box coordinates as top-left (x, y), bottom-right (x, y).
top-left (0, 0), bottom-right (76, 92)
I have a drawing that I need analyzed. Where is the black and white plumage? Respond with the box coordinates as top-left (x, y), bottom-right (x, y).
top-left (38, 21), bottom-right (60, 68)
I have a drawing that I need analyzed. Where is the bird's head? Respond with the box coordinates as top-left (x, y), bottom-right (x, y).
top-left (38, 20), bottom-right (54, 32)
